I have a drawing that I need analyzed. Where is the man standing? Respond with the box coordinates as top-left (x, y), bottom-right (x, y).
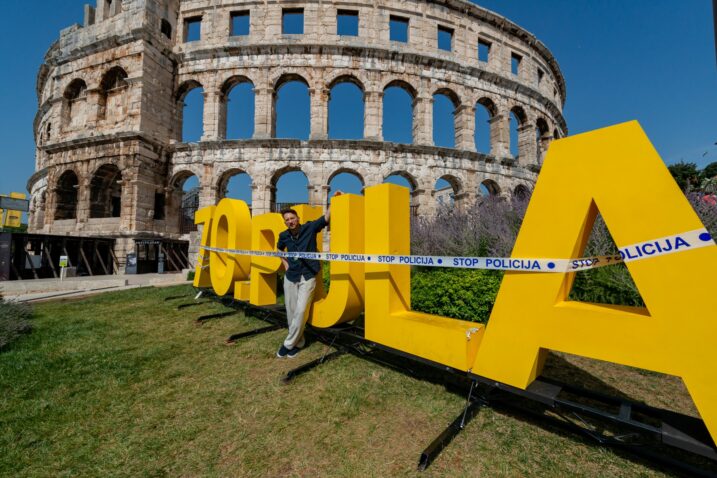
top-left (275, 194), bottom-right (339, 358)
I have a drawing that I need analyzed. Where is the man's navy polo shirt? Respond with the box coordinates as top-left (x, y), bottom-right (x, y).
top-left (276, 216), bottom-right (328, 283)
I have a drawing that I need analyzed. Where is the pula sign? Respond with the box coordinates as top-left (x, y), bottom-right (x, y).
top-left (193, 121), bottom-right (717, 443)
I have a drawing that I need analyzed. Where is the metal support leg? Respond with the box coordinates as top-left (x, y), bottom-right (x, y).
top-left (418, 380), bottom-right (484, 471)
top-left (282, 350), bottom-right (345, 384)
top-left (225, 324), bottom-right (282, 344)
top-left (195, 311), bottom-right (238, 325)
top-left (176, 301), bottom-right (208, 310)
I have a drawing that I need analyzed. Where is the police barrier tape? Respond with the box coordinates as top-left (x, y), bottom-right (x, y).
top-left (198, 228), bottom-right (713, 273)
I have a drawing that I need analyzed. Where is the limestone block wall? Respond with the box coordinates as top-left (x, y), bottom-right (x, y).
top-left (29, 0), bottom-right (567, 269)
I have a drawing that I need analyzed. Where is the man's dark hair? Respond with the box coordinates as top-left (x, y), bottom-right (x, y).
top-left (281, 208), bottom-right (299, 218)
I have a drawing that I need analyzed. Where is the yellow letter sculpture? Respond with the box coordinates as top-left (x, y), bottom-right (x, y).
top-left (309, 193), bottom-right (365, 327)
top-left (249, 212), bottom-right (286, 306)
top-left (473, 121), bottom-right (717, 439)
top-left (193, 205), bottom-right (215, 288)
top-left (364, 184), bottom-right (482, 371)
top-left (209, 199), bottom-right (252, 296)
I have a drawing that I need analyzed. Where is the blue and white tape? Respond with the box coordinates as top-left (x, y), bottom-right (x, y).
top-left (198, 228), bottom-right (714, 273)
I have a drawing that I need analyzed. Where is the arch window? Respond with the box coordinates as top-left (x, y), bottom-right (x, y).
top-left (98, 67), bottom-right (128, 122)
top-left (434, 177), bottom-right (459, 210)
top-left (384, 172), bottom-right (417, 215)
top-left (177, 81), bottom-right (204, 142)
top-left (218, 170), bottom-right (252, 205)
top-left (513, 184), bottom-right (531, 202)
top-left (273, 76), bottom-right (310, 140)
top-left (222, 78), bottom-right (255, 140)
top-left (536, 117), bottom-right (550, 164)
top-left (89, 164), bottom-right (123, 218)
top-left (479, 179), bottom-right (501, 198)
top-left (509, 106), bottom-right (527, 158)
top-left (383, 83), bottom-right (414, 144)
top-left (474, 98), bottom-right (496, 154)
top-left (271, 169), bottom-right (309, 212)
top-left (327, 171), bottom-right (364, 205)
top-left (170, 173), bottom-right (200, 233)
top-left (62, 79), bottom-right (87, 128)
top-left (433, 91), bottom-right (458, 148)
top-left (328, 79), bottom-right (364, 140)
top-left (54, 170), bottom-right (79, 220)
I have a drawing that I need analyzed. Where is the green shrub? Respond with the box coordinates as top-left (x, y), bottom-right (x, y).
top-left (569, 263), bottom-right (644, 307)
top-left (0, 300), bottom-right (33, 350)
top-left (411, 268), bottom-right (502, 323)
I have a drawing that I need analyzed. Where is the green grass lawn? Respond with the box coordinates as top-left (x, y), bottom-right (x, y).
top-left (0, 285), bottom-right (696, 477)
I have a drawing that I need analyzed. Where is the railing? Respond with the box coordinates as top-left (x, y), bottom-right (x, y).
top-left (179, 206), bottom-right (198, 234)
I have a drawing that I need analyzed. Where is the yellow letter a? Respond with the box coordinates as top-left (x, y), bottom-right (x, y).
top-left (473, 121), bottom-right (717, 440)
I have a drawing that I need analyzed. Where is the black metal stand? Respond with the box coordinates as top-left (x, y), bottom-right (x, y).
top-left (225, 324), bottom-right (282, 344)
top-left (282, 350), bottom-right (345, 383)
top-left (164, 294), bottom-right (189, 301)
top-left (202, 290), bottom-right (717, 476)
top-left (176, 301), bottom-right (209, 310)
top-left (195, 310), bottom-right (238, 325)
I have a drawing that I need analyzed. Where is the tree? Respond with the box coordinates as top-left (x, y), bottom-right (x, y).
top-left (702, 161), bottom-right (717, 180)
top-left (668, 161), bottom-right (700, 191)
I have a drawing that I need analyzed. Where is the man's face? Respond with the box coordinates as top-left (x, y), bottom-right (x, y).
top-left (283, 212), bottom-right (300, 231)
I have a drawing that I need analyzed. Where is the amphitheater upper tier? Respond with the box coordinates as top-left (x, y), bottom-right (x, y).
top-left (29, 0), bottom-right (567, 268)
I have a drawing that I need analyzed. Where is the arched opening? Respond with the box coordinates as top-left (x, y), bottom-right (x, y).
top-left (177, 81), bottom-right (204, 142)
top-left (222, 77), bottom-right (255, 140)
top-left (273, 76), bottom-right (310, 140)
top-left (479, 179), bottom-right (501, 198)
top-left (536, 117), bottom-right (550, 164)
top-left (172, 174), bottom-right (200, 233)
top-left (475, 98), bottom-right (496, 154)
top-left (434, 176), bottom-right (460, 211)
top-left (62, 79), bottom-right (87, 128)
top-left (383, 82), bottom-right (414, 144)
top-left (513, 184), bottom-right (531, 202)
top-left (328, 78), bottom-right (364, 140)
top-left (218, 170), bottom-right (252, 207)
top-left (271, 169), bottom-right (309, 212)
top-left (433, 91), bottom-right (459, 148)
top-left (89, 164), bottom-right (122, 218)
top-left (54, 170), bottom-right (79, 220)
top-left (327, 170), bottom-right (364, 205)
top-left (553, 128), bottom-right (561, 140)
top-left (384, 172), bottom-right (417, 215)
top-left (98, 67), bottom-right (128, 122)
top-left (509, 106), bottom-right (527, 158)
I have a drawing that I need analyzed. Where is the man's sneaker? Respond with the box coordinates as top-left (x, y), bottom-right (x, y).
top-left (276, 345), bottom-right (290, 358)
top-left (287, 346), bottom-right (301, 358)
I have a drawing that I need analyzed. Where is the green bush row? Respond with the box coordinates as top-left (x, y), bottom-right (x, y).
top-left (411, 268), bottom-right (502, 324)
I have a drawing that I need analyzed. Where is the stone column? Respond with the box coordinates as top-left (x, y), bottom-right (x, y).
top-left (201, 90), bottom-right (221, 141)
top-left (517, 124), bottom-right (536, 166)
top-left (414, 95), bottom-right (433, 146)
top-left (252, 184), bottom-right (274, 215)
top-left (310, 88), bottom-right (329, 140)
top-left (411, 188), bottom-right (434, 217)
top-left (538, 133), bottom-right (552, 165)
top-left (489, 114), bottom-right (510, 158)
top-left (76, 178), bottom-right (91, 224)
top-left (455, 104), bottom-right (475, 151)
top-left (199, 163), bottom-right (216, 208)
top-left (307, 184), bottom-right (329, 208)
top-left (454, 191), bottom-right (476, 211)
top-left (254, 87), bottom-right (273, 139)
top-left (364, 90), bottom-right (383, 141)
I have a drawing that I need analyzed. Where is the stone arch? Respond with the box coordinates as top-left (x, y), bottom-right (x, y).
top-left (384, 171), bottom-right (419, 215)
top-left (327, 168), bottom-right (365, 204)
top-left (434, 174), bottom-right (462, 210)
top-left (169, 170), bottom-right (200, 233)
top-left (89, 163), bottom-right (123, 218)
top-left (216, 168), bottom-right (253, 205)
top-left (433, 88), bottom-right (461, 148)
top-left (479, 178), bottom-right (501, 197)
top-left (383, 80), bottom-right (416, 144)
top-left (54, 169), bottom-right (79, 220)
top-left (536, 117), bottom-right (551, 164)
top-left (176, 80), bottom-right (204, 142)
top-left (62, 79), bottom-right (88, 127)
top-left (98, 66), bottom-right (128, 122)
top-left (475, 97), bottom-right (497, 154)
top-left (328, 75), bottom-right (365, 140)
top-left (553, 128), bottom-right (561, 140)
top-left (327, 74), bottom-right (365, 92)
top-left (509, 105), bottom-right (528, 158)
top-left (220, 75), bottom-right (255, 140)
top-left (513, 184), bottom-right (531, 201)
top-left (270, 166), bottom-right (310, 212)
top-left (273, 74), bottom-right (310, 139)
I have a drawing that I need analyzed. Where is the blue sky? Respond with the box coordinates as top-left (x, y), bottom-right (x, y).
top-left (0, 0), bottom-right (715, 202)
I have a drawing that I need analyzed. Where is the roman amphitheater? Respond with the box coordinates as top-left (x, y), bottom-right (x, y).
top-left (28, 0), bottom-right (566, 273)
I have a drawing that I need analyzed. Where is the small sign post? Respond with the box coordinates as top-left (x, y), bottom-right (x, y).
top-left (59, 255), bottom-right (68, 281)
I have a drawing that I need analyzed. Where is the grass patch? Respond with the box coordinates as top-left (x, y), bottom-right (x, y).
top-left (0, 300), bottom-right (33, 350)
top-left (0, 286), bottom-right (692, 476)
